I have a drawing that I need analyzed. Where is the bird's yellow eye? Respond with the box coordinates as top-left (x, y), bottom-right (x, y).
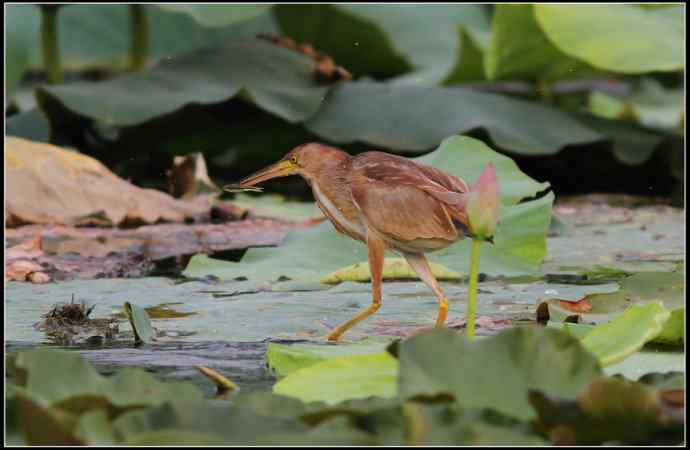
top-left (290, 156), bottom-right (298, 165)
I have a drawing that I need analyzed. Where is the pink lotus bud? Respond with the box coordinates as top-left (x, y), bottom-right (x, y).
top-left (465, 163), bottom-right (500, 241)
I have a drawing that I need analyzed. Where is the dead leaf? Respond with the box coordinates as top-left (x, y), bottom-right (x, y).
top-left (6, 260), bottom-right (50, 283)
top-left (6, 234), bottom-right (44, 259)
top-left (5, 137), bottom-right (213, 227)
top-left (559, 297), bottom-right (593, 313)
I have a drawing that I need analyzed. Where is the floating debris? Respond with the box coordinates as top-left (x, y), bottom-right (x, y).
top-left (34, 295), bottom-right (119, 346)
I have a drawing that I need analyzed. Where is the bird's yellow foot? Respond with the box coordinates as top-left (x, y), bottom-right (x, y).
top-left (435, 297), bottom-right (449, 327)
top-left (325, 303), bottom-right (381, 342)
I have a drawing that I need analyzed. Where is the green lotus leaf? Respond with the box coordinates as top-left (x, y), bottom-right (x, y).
top-left (305, 81), bottom-right (602, 155)
top-left (38, 40), bottom-right (328, 127)
top-left (534, 4), bottom-right (684, 73)
top-left (397, 327), bottom-right (602, 420)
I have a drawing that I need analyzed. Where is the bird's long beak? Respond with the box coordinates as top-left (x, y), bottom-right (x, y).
top-left (237, 160), bottom-right (296, 187)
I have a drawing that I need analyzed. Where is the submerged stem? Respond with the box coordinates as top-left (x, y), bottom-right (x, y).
top-left (466, 239), bottom-right (482, 339)
top-left (40, 5), bottom-right (62, 84)
top-left (128, 5), bottom-right (148, 71)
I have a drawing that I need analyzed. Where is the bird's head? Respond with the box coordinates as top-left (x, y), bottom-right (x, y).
top-left (236, 143), bottom-right (348, 187)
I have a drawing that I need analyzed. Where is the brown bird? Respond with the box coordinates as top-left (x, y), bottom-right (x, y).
top-left (236, 143), bottom-right (484, 341)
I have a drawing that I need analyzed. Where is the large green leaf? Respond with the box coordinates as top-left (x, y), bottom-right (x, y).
top-left (113, 399), bottom-right (308, 444)
top-left (398, 327), bottom-right (602, 420)
top-left (534, 5), bottom-right (685, 73)
top-left (530, 377), bottom-right (684, 444)
top-left (267, 340), bottom-right (392, 377)
top-left (484, 5), bottom-right (587, 81)
top-left (232, 193), bottom-right (323, 222)
top-left (273, 352), bottom-right (399, 404)
top-left (38, 40), bottom-right (329, 126)
top-left (13, 348), bottom-right (203, 409)
top-left (305, 81), bottom-right (602, 155)
top-left (157, 5), bottom-right (271, 27)
top-left (589, 78), bottom-right (684, 131)
top-left (6, 109), bottom-right (52, 143)
top-left (442, 29), bottom-right (487, 84)
top-left (184, 136), bottom-right (554, 282)
top-left (415, 136), bottom-right (550, 205)
top-left (580, 302), bottom-right (671, 366)
top-left (654, 307), bottom-right (684, 346)
top-left (576, 113), bottom-right (667, 166)
top-left (6, 4), bottom-right (279, 73)
top-left (275, 5), bottom-right (490, 85)
top-left (6, 5), bottom-right (38, 95)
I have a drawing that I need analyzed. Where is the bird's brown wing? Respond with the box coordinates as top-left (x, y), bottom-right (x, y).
top-left (351, 175), bottom-right (458, 243)
top-left (351, 153), bottom-right (471, 239)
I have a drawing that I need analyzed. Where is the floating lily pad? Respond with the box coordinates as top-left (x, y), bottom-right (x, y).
top-left (321, 258), bottom-right (461, 284)
top-left (580, 302), bottom-right (671, 366)
top-left (554, 306), bottom-right (685, 349)
top-left (267, 339), bottom-right (392, 377)
top-left (654, 308), bottom-right (684, 346)
top-left (232, 193), bottom-right (323, 222)
top-left (274, 352), bottom-right (398, 404)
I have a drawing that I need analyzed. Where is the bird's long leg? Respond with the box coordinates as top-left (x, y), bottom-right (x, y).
top-left (403, 252), bottom-right (449, 327)
top-left (327, 233), bottom-right (385, 342)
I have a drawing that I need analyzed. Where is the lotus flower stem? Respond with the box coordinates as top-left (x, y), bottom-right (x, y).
top-left (40, 5), bottom-right (62, 84)
top-left (466, 239), bottom-right (482, 339)
top-left (129, 5), bottom-right (148, 71)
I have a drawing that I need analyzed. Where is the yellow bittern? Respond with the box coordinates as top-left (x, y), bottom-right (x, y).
top-left (237, 143), bottom-right (486, 341)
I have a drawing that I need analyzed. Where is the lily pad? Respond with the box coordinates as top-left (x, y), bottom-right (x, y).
top-left (7, 4), bottom-right (280, 75)
top-left (534, 4), bottom-right (684, 73)
top-left (273, 352), bottom-right (398, 404)
top-left (556, 306), bottom-right (684, 349)
top-left (529, 377), bottom-right (684, 444)
top-left (592, 79), bottom-right (684, 132)
top-left (275, 4), bottom-right (490, 85)
top-left (484, 5), bottom-right (587, 81)
top-left (321, 258), bottom-right (461, 284)
top-left (157, 5), bottom-right (271, 27)
top-left (267, 340), bottom-right (392, 377)
top-left (306, 80), bottom-right (602, 155)
top-left (123, 302), bottom-right (155, 344)
top-left (232, 193), bottom-right (324, 222)
top-left (580, 302), bottom-right (671, 366)
top-left (37, 40), bottom-right (329, 127)
top-left (11, 348), bottom-right (203, 409)
top-left (654, 308), bottom-right (684, 346)
top-left (112, 399), bottom-right (308, 444)
top-left (397, 327), bottom-right (602, 420)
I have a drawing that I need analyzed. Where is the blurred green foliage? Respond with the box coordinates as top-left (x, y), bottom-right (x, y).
top-left (5, 4), bottom-right (685, 197)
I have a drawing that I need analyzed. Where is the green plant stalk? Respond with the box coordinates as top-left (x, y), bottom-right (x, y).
top-left (129, 5), bottom-right (148, 71)
top-left (466, 239), bottom-right (482, 339)
top-left (536, 78), bottom-right (553, 104)
top-left (40, 5), bottom-right (62, 84)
